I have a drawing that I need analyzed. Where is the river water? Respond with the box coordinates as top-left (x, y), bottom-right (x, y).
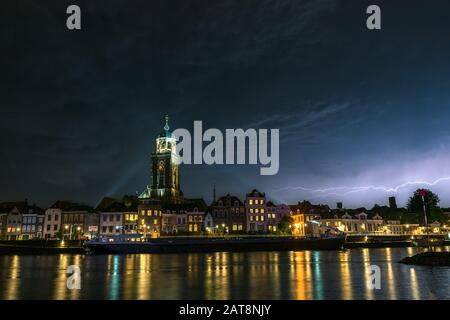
top-left (0, 247), bottom-right (449, 300)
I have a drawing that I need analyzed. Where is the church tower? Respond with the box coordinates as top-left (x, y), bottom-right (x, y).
top-left (148, 115), bottom-right (182, 203)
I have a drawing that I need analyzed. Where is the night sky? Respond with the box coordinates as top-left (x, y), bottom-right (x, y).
top-left (2, 0), bottom-right (450, 208)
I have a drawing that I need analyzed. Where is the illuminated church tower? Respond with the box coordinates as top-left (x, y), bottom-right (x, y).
top-left (140, 115), bottom-right (182, 203)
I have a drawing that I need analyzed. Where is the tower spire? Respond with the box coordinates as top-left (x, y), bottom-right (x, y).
top-left (164, 114), bottom-right (170, 132)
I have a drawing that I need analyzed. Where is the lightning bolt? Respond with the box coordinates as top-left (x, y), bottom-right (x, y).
top-left (274, 176), bottom-right (450, 197)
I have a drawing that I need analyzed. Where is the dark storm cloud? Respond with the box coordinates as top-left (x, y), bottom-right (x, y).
top-left (1, 0), bottom-right (450, 207)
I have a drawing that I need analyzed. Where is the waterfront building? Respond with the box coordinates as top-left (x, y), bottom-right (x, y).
top-left (161, 199), bottom-right (207, 234)
top-left (84, 212), bottom-right (100, 239)
top-left (266, 202), bottom-right (290, 232)
top-left (382, 220), bottom-right (420, 235)
top-left (318, 212), bottom-right (384, 234)
top-left (290, 202), bottom-right (322, 236)
top-left (175, 213), bottom-right (187, 233)
top-left (44, 207), bottom-right (62, 239)
top-left (2, 201), bottom-right (28, 240)
top-left (20, 205), bottom-right (44, 240)
top-left (123, 209), bottom-right (138, 234)
top-left (62, 204), bottom-right (93, 240)
top-left (162, 212), bottom-right (179, 234)
top-left (99, 203), bottom-right (124, 236)
top-left (211, 194), bottom-right (246, 233)
top-left (186, 209), bottom-right (204, 233)
top-left (137, 199), bottom-right (162, 238)
top-left (245, 189), bottom-right (268, 232)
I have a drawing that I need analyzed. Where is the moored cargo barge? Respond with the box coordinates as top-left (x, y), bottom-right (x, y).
top-left (84, 235), bottom-right (345, 254)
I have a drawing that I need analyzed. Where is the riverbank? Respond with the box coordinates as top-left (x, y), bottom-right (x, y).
top-left (0, 244), bottom-right (84, 254)
top-left (399, 252), bottom-right (450, 266)
top-left (0, 240), bottom-right (84, 255)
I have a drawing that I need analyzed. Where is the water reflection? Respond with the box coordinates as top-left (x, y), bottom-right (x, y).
top-left (6, 255), bottom-right (20, 300)
top-left (385, 248), bottom-right (397, 300)
top-left (0, 247), bottom-right (449, 300)
top-left (339, 251), bottom-right (353, 300)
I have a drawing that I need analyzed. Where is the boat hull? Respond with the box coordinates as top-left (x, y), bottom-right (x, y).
top-left (84, 237), bottom-right (345, 254)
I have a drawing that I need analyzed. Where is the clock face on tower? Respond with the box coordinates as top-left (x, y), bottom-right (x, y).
top-left (158, 161), bottom-right (165, 173)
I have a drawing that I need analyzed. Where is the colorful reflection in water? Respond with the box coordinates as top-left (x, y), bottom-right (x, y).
top-left (0, 247), bottom-right (449, 300)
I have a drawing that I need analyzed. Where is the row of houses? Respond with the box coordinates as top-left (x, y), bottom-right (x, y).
top-left (2, 192), bottom-right (446, 240)
top-left (0, 190), bottom-right (290, 240)
top-left (289, 204), bottom-right (447, 237)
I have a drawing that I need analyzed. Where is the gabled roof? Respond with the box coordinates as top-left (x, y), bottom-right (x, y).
top-left (212, 194), bottom-right (244, 207)
top-left (63, 204), bottom-right (94, 212)
top-left (101, 202), bottom-right (127, 213)
top-left (0, 201), bottom-right (28, 214)
top-left (97, 197), bottom-right (121, 211)
top-left (246, 189), bottom-right (265, 197)
top-left (50, 201), bottom-right (77, 210)
top-left (163, 198), bottom-right (208, 212)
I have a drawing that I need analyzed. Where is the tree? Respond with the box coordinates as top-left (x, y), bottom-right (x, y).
top-left (278, 216), bottom-right (293, 234)
top-left (407, 189), bottom-right (447, 224)
top-left (407, 189), bottom-right (440, 214)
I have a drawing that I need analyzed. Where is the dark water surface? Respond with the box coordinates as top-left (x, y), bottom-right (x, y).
top-left (0, 247), bottom-right (449, 300)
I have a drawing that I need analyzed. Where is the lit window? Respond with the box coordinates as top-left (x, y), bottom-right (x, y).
top-left (255, 209), bottom-right (259, 213)
top-left (256, 216), bottom-right (259, 221)
top-left (261, 209), bottom-right (265, 213)
top-left (261, 216), bottom-right (265, 222)
top-left (154, 219), bottom-right (158, 225)
top-left (249, 200), bottom-right (253, 205)
top-left (250, 208), bottom-right (254, 213)
top-left (250, 216), bottom-right (254, 221)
